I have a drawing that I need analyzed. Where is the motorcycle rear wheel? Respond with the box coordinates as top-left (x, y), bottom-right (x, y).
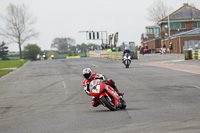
top-left (101, 96), bottom-right (116, 111)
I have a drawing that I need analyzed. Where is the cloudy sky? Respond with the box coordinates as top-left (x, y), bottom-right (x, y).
top-left (1, 0), bottom-right (200, 52)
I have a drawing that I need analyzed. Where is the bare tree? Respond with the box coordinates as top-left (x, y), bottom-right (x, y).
top-left (0, 4), bottom-right (38, 59)
top-left (147, 0), bottom-right (173, 24)
top-left (51, 38), bottom-right (76, 53)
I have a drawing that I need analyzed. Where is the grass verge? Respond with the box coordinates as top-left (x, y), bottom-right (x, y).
top-left (0, 70), bottom-right (13, 78)
top-left (0, 60), bottom-right (28, 78)
top-left (0, 60), bottom-right (29, 68)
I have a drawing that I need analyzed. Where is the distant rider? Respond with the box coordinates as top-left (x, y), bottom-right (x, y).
top-left (122, 47), bottom-right (131, 63)
top-left (82, 68), bottom-right (123, 107)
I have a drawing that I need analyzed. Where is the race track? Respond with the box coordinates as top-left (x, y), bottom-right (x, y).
top-left (0, 55), bottom-right (200, 133)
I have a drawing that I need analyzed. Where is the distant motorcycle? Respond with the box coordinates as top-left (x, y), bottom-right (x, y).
top-left (160, 48), bottom-right (166, 54)
top-left (123, 53), bottom-right (131, 68)
top-left (89, 79), bottom-right (126, 111)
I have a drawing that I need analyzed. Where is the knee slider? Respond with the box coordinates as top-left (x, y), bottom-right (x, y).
top-left (91, 101), bottom-right (99, 107)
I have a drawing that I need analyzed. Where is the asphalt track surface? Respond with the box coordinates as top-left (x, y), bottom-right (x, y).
top-left (0, 54), bottom-right (200, 133)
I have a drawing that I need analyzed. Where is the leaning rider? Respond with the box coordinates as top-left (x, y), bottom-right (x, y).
top-left (82, 68), bottom-right (123, 107)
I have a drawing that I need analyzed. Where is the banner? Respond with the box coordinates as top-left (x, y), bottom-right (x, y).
top-left (114, 32), bottom-right (118, 47)
top-left (109, 35), bottom-right (111, 45)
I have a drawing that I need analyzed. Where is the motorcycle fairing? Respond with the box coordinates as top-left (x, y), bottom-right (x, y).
top-left (106, 86), bottom-right (120, 107)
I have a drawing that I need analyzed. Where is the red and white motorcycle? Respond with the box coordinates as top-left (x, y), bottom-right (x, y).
top-left (89, 79), bottom-right (126, 111)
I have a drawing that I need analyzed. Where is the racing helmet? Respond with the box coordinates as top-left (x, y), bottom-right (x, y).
top-left (124, 47), bottom-right (129, 51)
top-left (83, 68), bottom-right (92, 80)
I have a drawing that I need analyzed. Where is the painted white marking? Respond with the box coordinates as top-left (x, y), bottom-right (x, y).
top-left (161, 59), bottom-right (184, 63)
top-left (193, 85), bottom-right (200, 90)
top-left (92, 64), bottom-right (99, 67)
top-left (62, 81), bottom-right (66, 89)
top-left (58, 73), bottom-right (68, 93)
top-left (58, 75), bottom-right (63, 80)
top-left (169, 68), bottom-right (200, 75)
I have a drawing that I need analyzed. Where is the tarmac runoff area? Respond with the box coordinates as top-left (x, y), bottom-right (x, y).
top-left (143, 60), bottom-right (200, 75)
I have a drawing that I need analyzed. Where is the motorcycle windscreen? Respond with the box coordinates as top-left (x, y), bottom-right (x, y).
top-left (89, 80), bottom-right (102, 96)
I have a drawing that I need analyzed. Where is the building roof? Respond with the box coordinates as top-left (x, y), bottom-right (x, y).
top-left (170, 28), bottom-right (200, 38)
top-left (159, 4), bottom-right (200, 23)
top-left (145, 25), bottom-right (160, 29)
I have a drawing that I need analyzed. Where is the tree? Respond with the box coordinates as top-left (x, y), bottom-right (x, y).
top-left (51, 38), bottom-right (76, 53)
top-left (0, 4), bottom-right (38, 59)
top-left (77, 43), bottom-right (88, 53)
top-left (0, 41), bottom-right (9, 60)
top-left (147, 0), bottom-right (173, 23)
top-left (70, 45), bottom-right (76, 53)
top-left (76, 43), bottom-right (99, 52)
top-left (23, 44), bottom-right (41, 60)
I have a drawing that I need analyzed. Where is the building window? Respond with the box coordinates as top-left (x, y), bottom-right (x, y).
top-left (161, 24), bottom-right (165, 32)
top-left (193, 21), bottom-right (200, 28)
top-left (147, 28), bottom-right (154, 34)
top-left (193, 22), bottom-right (197, 28)
top-left (169, 22), bottom-right (186, 30)
top-left (154, 28), bottom-right (160, 38)
top-left (180, 22), bottom-right (185, 29)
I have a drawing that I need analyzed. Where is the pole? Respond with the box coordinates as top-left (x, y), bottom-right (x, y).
top-left (168, 15), bottom-right (171, 53)
top-left (168, 15), bottom-right (170, 37)
top-left (106, 31), bottom-right (107, 45)
top-left (101, 31), bottom-right (103, 45)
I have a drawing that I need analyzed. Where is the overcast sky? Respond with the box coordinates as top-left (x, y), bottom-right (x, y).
top-left (1, 0), bottom-right (200, 52)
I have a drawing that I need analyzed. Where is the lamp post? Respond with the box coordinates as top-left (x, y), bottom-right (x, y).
top-left (168, 15), bottom-right (170, 37)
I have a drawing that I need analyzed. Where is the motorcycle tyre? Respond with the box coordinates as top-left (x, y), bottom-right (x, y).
top-left (120, 98), bottom-right (126, 109)
top-left (125, 60), bottom-right (130, 68)
top-left (101, 96), bottom-right (116, 111)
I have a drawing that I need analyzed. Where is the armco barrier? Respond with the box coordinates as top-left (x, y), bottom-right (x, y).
top-left (88, 50), bottom-right (139, 60)
top-left (184, 50), bottom-right (200, 60)
top-left (88, 50), bottom-right (108, 58)
top-left (66, 56), bottom-right (81, 59)
top-left (199, 50), bottom-right (200, 60)
top-left (108, 52), bottom-right (123, 60)
top-left (184, 50), bottom-right (192, 60)
top-left (137, 51), bottom-right (140, 59)
top-left (108, 50), bottom-right (139, 60)
top-left (192, 50), bottom-right (195, 60)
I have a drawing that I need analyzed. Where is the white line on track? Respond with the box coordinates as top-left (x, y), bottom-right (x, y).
top-left (92, 64), bottom-right (99, 67)
top-left (161, 59), bottom-right (185, 63)
top-left (193, 85), bottom-right (200, 90)
top-left (58, 72), bottom-right (68, 93)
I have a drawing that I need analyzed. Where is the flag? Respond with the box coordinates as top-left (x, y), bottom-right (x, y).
top-left (114, 32), bottom-right (118, 47)
top-left (109, 35), bottom-right (111, 45)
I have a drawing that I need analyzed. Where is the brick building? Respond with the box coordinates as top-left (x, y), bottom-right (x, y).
top-left (141, 3), bottom-right (200, 53)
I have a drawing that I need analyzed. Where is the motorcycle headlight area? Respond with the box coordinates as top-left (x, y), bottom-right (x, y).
top-left (91, 85), bottom-right (100, 93)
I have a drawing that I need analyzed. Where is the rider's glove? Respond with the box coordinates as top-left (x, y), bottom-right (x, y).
top-left (95, 74), bottom-right (107, 80)
top-left (84, 83), bottom-right (91, 96)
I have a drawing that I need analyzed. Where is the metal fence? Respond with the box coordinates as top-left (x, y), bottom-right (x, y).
top-left (184, 40), bottom-right (200, 50)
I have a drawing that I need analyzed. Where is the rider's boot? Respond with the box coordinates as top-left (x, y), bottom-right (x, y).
top-left (106, 79), bottom-right (124, 96)
top-left (113, 85), bottom-right (124, 96)
top-left (91, 97), bottom-right (100, 107)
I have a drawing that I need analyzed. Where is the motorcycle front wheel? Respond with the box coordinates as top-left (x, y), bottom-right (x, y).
top-left (120, 98), bottom-right (126, 109)
top-left (101, 96), bottom-right (116, 111)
